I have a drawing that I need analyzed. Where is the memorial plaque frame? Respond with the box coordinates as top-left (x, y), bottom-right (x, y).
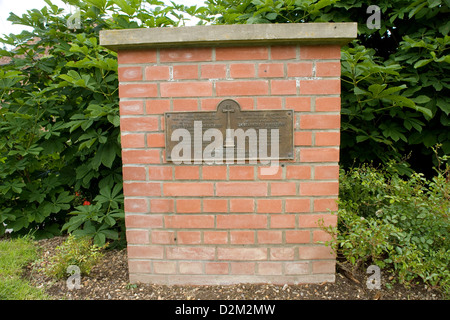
top-left (164, 99), bottom-right (294, 163)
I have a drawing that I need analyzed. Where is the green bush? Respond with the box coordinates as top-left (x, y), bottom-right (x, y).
top-left (0, 0), bottom-right (197, 244)
top-left (199, 0), bottom-right (450, 172)
top-left (325, 156), bottom-right (450, 294)
top-left (43, 234), bottom-right (104, 279)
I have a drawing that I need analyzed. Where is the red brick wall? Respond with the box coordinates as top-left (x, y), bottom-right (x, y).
top-left (118, 44), bottom-right (341, 285)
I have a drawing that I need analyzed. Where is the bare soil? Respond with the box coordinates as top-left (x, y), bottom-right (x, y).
top-left (24, 236), bottom-right (444, 300)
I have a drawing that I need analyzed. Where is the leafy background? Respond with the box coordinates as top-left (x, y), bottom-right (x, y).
top-left (0, 1), bottom-right (448, 243)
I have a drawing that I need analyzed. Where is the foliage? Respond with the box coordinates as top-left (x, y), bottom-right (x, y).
top-left (323, 156), bottom-right (450, 294)
top-left (0, 0), bottom-right (196, 244)
top-left (0, 236), bottom-right (49, 299)
top-left (197, 0), bottom-right (450, 173)
top-left (42, 234), bottom-right (105, 279)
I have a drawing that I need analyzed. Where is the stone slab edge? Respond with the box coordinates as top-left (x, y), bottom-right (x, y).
top-left (100, 23), bottom-right (357, 51)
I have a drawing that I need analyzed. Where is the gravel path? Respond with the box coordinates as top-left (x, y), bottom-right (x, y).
top-left (25, 236), bottom-right (443, 300)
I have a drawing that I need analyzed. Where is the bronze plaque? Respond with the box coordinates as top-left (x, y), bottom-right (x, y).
top-left (165, 99), bottom-right (294, 163)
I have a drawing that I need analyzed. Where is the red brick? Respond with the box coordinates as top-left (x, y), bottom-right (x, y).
top-left (300, 182), bottom-right (339, 196)
top-left (153, 261), bottom-right (177, 274)
top-left (230, 262), bottom-right (255, 275)
top-left (271, 80), bottom-right (297, 95)
top-left (205, 262), bottom-right (229, 274)
top-left (216, 81), bottom-right (269, 96)
top-left (300, 148), bottom-right (339, 162)
top-left (285, 199), bottom-right (310, 213)
top-left (285, 262), bottom-right (309, 275)
top-left (120, 100), bottom-right (144, 115)
top-left (164, 215), bottom-right (214, 229)
top-left (301, 45), bottom-right (341, 60)
top-left (230, 63), bottom-right (256, 78)
top-left (300, 79), bottom-right (340, 95)
top-left (314, 198), bottom-right (338, 212)
top-left (150, 199), bottom-right (174, 213)
top-left (315, 165), bottom-right (340, 180)
top-left (257, 199), bottom-right (282, 213)
top-left (160, 48), bottom-right (212, 62)
top-left (176, 199), bottom-right (201, 213)
top-left (126, 230), bottom-right (149, 244)
top-left (121, 134), bottom-right (145, 148)
top-left (270, 182), bottom-right (297, 196)
top-left (202, 166), bottom-right (227, 180)
top-left (215, 46), bottom-right (268, 61)
top-left (119, 84), bottom-right (158, 98)
top-left (201, 64), bottom-right (227, 79)
top-left (258, 63), bottom-right (284, 78)
top-left (173, 99), bottom-right (198, 111)
top-left (299, 214), bottom-right (338, 228)
top-left (300, 114), bottom-right (340, 130)
top-left (200, 98), bottom-right (224, 111)
top-left (163, 182), bottom-right (214, 196)
top-left (146, 100), bottom-right (171, 114)
top-left (230, 198), bottom-right (254, 213)
top-left (123, 166), bottom-right (146, 181)
top-left (271, 46), bottom-right (297, 60)
top-left (203, 231), bottom-right (228, 244)
top-left (177, 231), bottom-right (201, 244)
top-left (286, 166), bottom-right (311, 179)
top-left (312, 261), bottom-right (335, 274)
top-left (270, 214), bottom-right (295, 228)
top-left (256, 97), bottom-right (283, 110)
top-left (313, 230), bottom-right (334, 243)
top-left (122, 150), bottom-right (161, 164)
top-left (287, 62), bottom-right (313, 77)
top-left (179, 262), bottom-right (203, 274)
top-left (160, 82), bottom-right (212, 98)
top-left (145, 65), bottom-right (170, 80)
top-left (174, 166), bottom-right (200, 180)
top-left (127, 245), bottom-right (164, 259)
top-left (166, 247), bottom-right (215, 260)
top-left (285, 230), bottom-right (310, 244)
top-left (148, 166), bottom-right (173, 180)
top-left (146, 133), bottom-right (165, 148)
top-left (229, 166), bottom-right (254, 180)
top-left (151, 231), bottom-right (175, 244)
top-left (120, 116), bottom-right (158, 132)
top-left (203, 199), bottom-right (228, 213)
top-left (123, 182), bottom-right (161, 196)
top-left (315, 132), bottom-right (340, 146)
top-left (258, 262), bottom-right (283, 275)
top-left (217, 215), bottom-right (267, 229)
top-left (257, 167), bottom-right (282, 179)
top-left (269, 248), bottom-right (295, 260)
top-left (257, 230), bottom-right (282, 244)
top-left (298, 246), bottom-right (335, 260)
top-left (294, 131), bottom-right (313, 146)
top-left (118, 49), bottom-right (156, 64)
top-left (173, 65), bottom-right (199, 80)
top-left (118, 66), bottom-right (143, 81)
top-left (316, 61), bottom-right (341, 77)
top-left (126, 215), bottom-right (163, 228)
top-left (128, 260), bottom-right (152, 273)
top-left (216, 182), bottom-right (267, 197)
top-left (124, 198), bottom-right (148, 213)
top-left (285, 97), bottom-right (311, 112)
top-left (218, 248), bottom-right (267, 261)
top-left (230, 231), bottom-right (255, 244)
top-left (315, 97), bottom-right (341, 112)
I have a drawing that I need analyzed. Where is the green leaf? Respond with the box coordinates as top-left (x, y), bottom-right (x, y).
top-left (414, 59), bottom-right (432, 69)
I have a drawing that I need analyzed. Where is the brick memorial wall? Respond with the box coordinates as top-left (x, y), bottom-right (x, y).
top-left (100, 23), bottom-right (357, 285)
